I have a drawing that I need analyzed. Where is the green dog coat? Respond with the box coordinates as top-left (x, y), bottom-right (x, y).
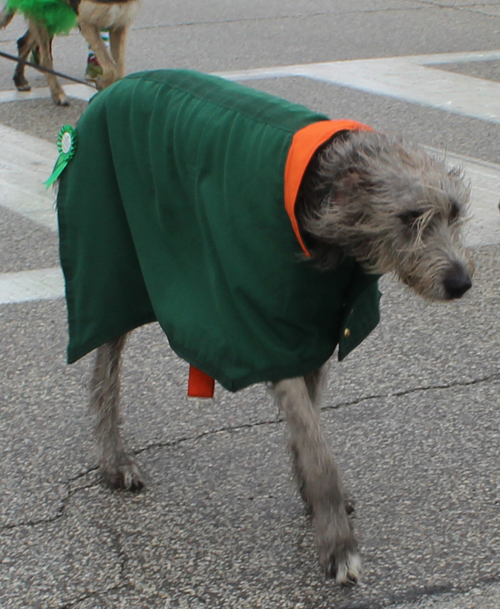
top-left (56, 69), bottom-right (381, 394)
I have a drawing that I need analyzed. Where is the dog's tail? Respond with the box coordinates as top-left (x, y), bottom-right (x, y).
top-left (0, 7), bottom-right (16, 29)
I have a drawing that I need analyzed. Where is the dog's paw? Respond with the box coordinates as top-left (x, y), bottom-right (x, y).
top-left (345, 498), bottom-right (355, 515)
top-left (14, 73), bottom-right (31, 91)
top-left (55, 96), bottom-right (70, 107)
top-left (51, 91), bottom-right (69, 106)
top-left (105, 462), bottom-right (145, 492)
top-left (328, 550), bottom-right (362, 586)
top-left (95, 72), bottom-right (117, 91)
top-left (319, 538), bottom-right (361, 584)
top-left (315, 511), bottom-right (361, 585)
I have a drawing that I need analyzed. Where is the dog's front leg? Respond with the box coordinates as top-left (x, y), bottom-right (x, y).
top-left (274, 376), bottom-right (361, 584)
top-left (109, 26), bottom-right (129, 81)
top-left (90, 333), bottom-right (144, 490)
top-left (78, 21), bottom-right (117, 89)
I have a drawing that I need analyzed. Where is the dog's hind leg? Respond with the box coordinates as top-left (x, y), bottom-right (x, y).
top-left (274, 376), bottom-right (361, 585)
top-left (29, 22), bottom-right (68, 105)
top-left (13, 29), bottom-right (37, 91)
top-left (90, 333), bottom-right (144, 491)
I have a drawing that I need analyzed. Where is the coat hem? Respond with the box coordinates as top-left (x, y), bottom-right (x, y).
top-left (67, 313), bottom-right (157, 364)
top-left (166, 337), bottom-right (338, 393)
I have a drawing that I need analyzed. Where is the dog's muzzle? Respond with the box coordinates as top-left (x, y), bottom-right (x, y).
top-left (443, 262), bottom-right (472, 299)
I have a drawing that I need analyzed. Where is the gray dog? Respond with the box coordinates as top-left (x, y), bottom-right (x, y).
top-left (56, 71), bottom-right (473, 587)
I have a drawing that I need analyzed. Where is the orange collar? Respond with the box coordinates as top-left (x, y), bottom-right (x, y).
top-left (284, 119), bottom-right (373, 256)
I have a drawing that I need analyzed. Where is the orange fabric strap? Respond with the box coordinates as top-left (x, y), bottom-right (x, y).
top-left (188, 365), bottom-right (215, 398)
top-left (284, 119), bottom-right (373, 256)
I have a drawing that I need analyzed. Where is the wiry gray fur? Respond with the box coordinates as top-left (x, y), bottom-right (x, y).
top-left (86, 129), bottom-right (473, 586)
top-left (297, 131), bottom-right (473, 299)
top-left (89, 334), bottom-right (144, 491)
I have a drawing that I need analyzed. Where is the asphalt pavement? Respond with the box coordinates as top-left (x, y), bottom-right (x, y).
top-left (1, 1), bottom-right (500, 608)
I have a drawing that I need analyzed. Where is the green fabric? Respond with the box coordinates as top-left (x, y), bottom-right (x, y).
top-left (57, 69), bottom-right (380, 392)
top-left (7, 0), bottom-right (77, 35)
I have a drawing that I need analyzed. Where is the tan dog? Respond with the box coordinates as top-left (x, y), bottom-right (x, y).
top-left (0, 0), bottom-right (141, 105)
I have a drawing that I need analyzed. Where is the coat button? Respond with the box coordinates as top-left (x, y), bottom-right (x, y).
top-left (344, 328), bottom-right (351, 338)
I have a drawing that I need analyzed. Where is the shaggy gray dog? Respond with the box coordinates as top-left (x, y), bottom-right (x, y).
top-left (89, 130), bottom-right (473, 586)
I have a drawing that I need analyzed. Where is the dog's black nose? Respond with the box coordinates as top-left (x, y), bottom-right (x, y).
top-left (444, 264), bottom-right (472, 299)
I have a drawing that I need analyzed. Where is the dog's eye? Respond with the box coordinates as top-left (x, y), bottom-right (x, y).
top-left (399, 209), bottom-right (424, 225)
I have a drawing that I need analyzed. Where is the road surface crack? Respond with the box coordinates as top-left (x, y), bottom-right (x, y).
top-left (0, 476), bottom-right (98, 532)
top-left (410, 0), bottom-right (500, 17)
top-left (2, 371), bottom-right (498, 532)
top-left (132, 7), bottom-right (429, 32)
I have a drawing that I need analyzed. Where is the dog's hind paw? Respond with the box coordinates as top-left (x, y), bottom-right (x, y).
top-left (105, 462), bottom-right (144, 492)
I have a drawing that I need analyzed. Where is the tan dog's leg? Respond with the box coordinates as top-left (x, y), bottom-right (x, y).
top-left (14, 29), bottom-right (37, 91)
top-left (109, 26), bottom-right (129, 80)
top-left (79, 21), bottom-right (117, 89)
top-left (30, 22), bottom-right (68, 105)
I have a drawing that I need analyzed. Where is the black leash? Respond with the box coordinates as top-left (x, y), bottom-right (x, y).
top-left (0, 49), bottom-right (97, 88)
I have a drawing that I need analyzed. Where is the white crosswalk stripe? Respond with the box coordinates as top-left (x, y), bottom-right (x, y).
top-left (0, 123), bottom-right (58, 231)
top-left (217, 49), bottom-right (500, 124)
top-left (0, 267), bottom-right (64, 305)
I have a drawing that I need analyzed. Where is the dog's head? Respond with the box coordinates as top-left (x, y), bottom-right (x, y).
top-left (302, 131), bottom-right (473, 301)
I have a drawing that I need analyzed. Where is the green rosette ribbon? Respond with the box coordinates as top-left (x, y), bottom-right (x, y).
top-left (45, 125), bottom-right (78, 189)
